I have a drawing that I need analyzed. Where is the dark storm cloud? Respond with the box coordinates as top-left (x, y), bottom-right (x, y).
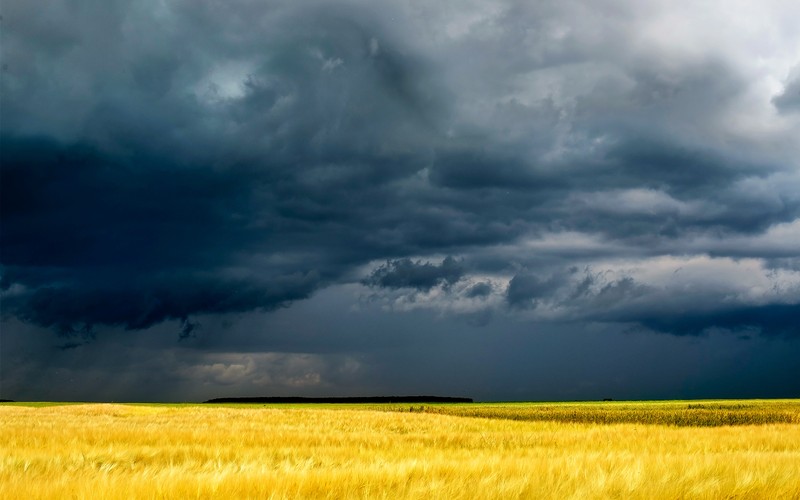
top-left (8, 272), bottom-right (319, 335)
top-left (0, 1), bottom-right (444, 334)
top-left (1, 0), bottom-right (799, 347)
top-left (605, 297), bottom-right (800, 339)
top-left (364, 257), bottom-right (464, 291)
top-left (0, 134), bottom-right (322, 333)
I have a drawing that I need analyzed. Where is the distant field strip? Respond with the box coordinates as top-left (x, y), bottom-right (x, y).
top-left (410, 400), bottom-right (800, 426)
top-left (2, 401), bottom-right (800, 499)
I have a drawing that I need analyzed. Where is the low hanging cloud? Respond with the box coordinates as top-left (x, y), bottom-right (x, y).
top-left (1, 0), bottom-right (799, 343)
top-left (506, 272), bottom-right (568, 309)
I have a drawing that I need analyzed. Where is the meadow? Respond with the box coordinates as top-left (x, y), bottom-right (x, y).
top-left (2, 400), bottom-right (800, 499)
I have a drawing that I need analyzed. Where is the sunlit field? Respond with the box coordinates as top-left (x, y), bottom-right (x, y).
top-left (2, 400), bottom-right (800, 499)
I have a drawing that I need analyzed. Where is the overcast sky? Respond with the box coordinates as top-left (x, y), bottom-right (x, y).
top-left (2, 0), bottom-right (799, 402)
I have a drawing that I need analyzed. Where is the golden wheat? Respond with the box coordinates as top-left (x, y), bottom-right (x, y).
top-left (2, 402), bottom-right (799, 499)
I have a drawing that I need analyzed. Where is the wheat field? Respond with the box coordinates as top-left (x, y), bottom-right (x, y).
top-left (2, 401), bottom-right (800, 499)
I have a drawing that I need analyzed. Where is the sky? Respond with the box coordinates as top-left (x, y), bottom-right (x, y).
top-left (1, 0), bottom-right (799, 402)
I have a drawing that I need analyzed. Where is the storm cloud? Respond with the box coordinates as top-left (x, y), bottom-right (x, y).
top-left (364, 257), bottom-right (465, 291)
top-left (1, 0), bottom-right (799, 400)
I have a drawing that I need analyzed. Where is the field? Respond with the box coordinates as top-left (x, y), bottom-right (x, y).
top-left (2, 400), bottom-right (800, 499)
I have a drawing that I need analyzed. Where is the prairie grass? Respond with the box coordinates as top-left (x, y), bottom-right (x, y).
top-left (2, 401), bottom-right (800, 499)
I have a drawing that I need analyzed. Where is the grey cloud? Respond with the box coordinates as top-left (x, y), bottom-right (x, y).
top-left (492, 264), bottom-right (800, 338)
top-left (568, 274), bottom-right (800, 338)
top-left (465, 282), bottom-right (493, 298)
top-left (773, 72), bottom-right (800, 113)
top-left (765, 257), bottom-right (800, 271)
top-left (506, 272), bottom-right (568, 309)
top-left (602, 139), bottom-right (753, 193)
top-left (430, 147), bottom-right (563, 191)
top-left (505, 268), bottom-right (620, 312)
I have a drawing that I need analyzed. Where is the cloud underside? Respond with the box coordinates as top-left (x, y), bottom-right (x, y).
top-left (2, 0), bottom-right (799, 339)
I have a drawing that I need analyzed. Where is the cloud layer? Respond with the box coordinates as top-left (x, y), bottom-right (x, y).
top-left (2, 0), bottom-right (800, 400)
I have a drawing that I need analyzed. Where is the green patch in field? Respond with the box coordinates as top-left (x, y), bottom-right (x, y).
top-left (410, 400), bottom-right (800, 427)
